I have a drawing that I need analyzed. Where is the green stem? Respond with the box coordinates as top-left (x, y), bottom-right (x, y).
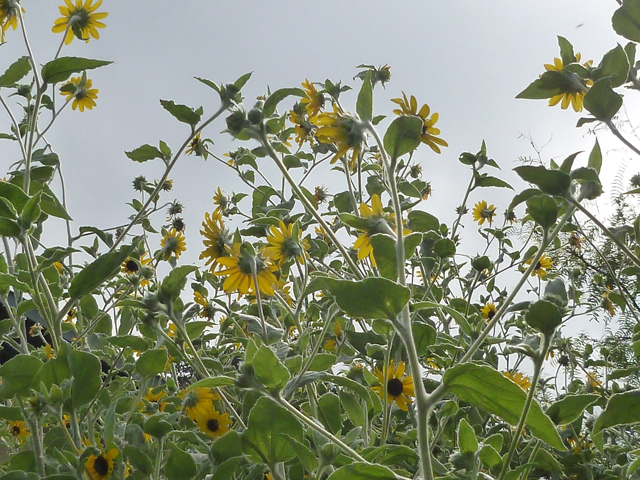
top-left (606, 119), bottom-right (640, 157)
top-left (366, 121), bottom-right (434, 480)
top-left (497, 334), bottom-right (552, 480)
top-left (259, 133), bottom-right (364, 279)
top-left (250, 260), bottom-right (268, 341)
top-left (18, 396), bottom-right (45, 476)
top-left (517, 440), bottom-right (541, 480)
top-left (380, 332), bottom-right (394, 446)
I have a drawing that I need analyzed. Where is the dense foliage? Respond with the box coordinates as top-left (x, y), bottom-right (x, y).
top-left (2, 2), bottom-right (640, 480)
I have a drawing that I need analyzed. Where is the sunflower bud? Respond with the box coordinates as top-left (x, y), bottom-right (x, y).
top-left (225, 110), bottom-right (248, 137)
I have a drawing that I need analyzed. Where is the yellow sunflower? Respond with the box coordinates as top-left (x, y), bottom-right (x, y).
top-left (121, 253), bottom-right (152, 275)
top-left (300, 79), bottom-right (324, 117)
top-left (370, 360), bottom-right (415, 411)
top-left (481, 303), bottom-right (497, 321)
top-left (311, 105), bottom-right (364, 169)
top-left (472, 200), bottom-right (496, 226)
top-left (140, 387), bottom-right (167, 413)
top-left (391, 92), bottom-right (448, 154)
top-left (265, 220), bottom-right (310, 265)
top-left (543, 54), bottom-right (593, 112)
top-left (288, 106), bottom-right (314, 146)
top-left (194, 291), bottom-right (216, 319)
top-left (160, 229), bottom-right (186, 260)
top-left (185, 132), bottom-right (207, 157)
top-left (8, 420), bottom-right (30, 442)
top-left (0, 0), bottom-right (25, 41)
top-left (212, 187), bottom-right (229, 211)
top-left (214, 243), bottom-right (278, 297)
top-left (525, 254), bottom-right (552, 279)
top-left (194, 404), bottom-right (232, 438)
top-left (586, 371), bottom-right (601, 389)
top-left (353, 194), bottom-right (410, 267)
top-left (61, 76), bottom-right (99, 112)
top-left (85, 448), bottom-right (118, 480)
top-left (199, 210), bottom-right (231, 272)
top-left (602, 288), bottom-right (616, 316)
top-left (183, 387), bottom-right (221, 421)
top-left (503, 371), bottom-right (531, 391)
top-left (52, 0), bottom-right (108, 45)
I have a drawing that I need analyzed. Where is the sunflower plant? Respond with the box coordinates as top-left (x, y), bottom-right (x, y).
top-left (2, 3), bottom-right (640, 480)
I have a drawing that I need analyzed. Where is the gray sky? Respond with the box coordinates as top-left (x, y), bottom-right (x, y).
top-left (1, 1), bottom-right (631, 338)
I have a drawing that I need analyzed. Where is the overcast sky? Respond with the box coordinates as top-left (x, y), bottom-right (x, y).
top-left (2, 1), bottom-right (633, 339)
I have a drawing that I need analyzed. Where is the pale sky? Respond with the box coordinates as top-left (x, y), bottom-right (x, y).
top-left (1, 1), bottom-right (632, 339)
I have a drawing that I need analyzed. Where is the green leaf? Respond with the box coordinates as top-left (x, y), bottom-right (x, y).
top-left (525, 299), bottom-right (563, 335)
top-left (592, 390), bottom-right (640, 449)
top-left (263, 88), bottom-right (305, 117)
top-left (136, 348), bottom-right (168, 378)
top-left (33, 349), bottom-right (70, 391)
top-left (434, 238), bottom-right (456, 258)
top-left (251, 345), bottom-right (290, 390)
top-left (613, 0), bottom-right (640, 43)
top-left (516, 70), bottom-right (566, 100)
top-left (188, 376), bottom-right (235, 389)
top-left (407, 210), bottom-right (439, 233)
top-left (21, 191), bottom-right (42, 228)
top-left (308, 353), bottom-right (337, 372)
top-left (443, 363), bottom-right (564, 449)
top-left (69, 350), bottom-right (101, 407)
top-left (514, 166), bottom-right (571, 196)
top-left (356, 70), bottom-right (373, 121)
top-left (326, 463), bottom-right (396, 480)
top-left (159, 265), bottom-right (198, 303)
top-left (0, 355), bottom-right (43, 399)
top-left (318, 392), bottom-right (342, 433)
top-left (412, 301), bottom-right (471, 336)
top-left (583, 78), bottom-right (623, 121)
top-left (241, 396), bottom-right (303, 464)
top-left (526, 194), bottom-right (558, 231)
top-left (69, 248), bottom-right (132, 299)
top-left (340, 391), bottom-right (365, 427)
top-left (164, 441), bottom-right (196, 480)
top-left (322, 277), bottom-right (411, 320)
top-left (0, 218), bottom-right (21, 237)
top-left (125, 144), bottom-right (164, 163)
top-left (588, 139), bottom-right (602, 175)
top-left (210, 458), bottom-right (244, 480)
top-left (546, 394), bottom-right (599, 425)
top-left (457, 418), bottom-right (478, 454)
top-left (159, 100), bottom-right (202, 127)
top-left (0, 57), bottom-right (31, 87)
top-left (383, 115), bottom-right (423, 160)
top-left (558, 36), bottom-right (577, 66)
top-left (124, 445), bottom-right (154, 476)
top-left (0, 406), bottom-right (23, 421)
top-left (593, 44), bottom-right (630, 88)
top-left (39, 186), bottom-right (72, 220)
top-left (233, 72), bottom-right (252, 90)
top-left (559, 152), bottom-right (581, 173)
top-left (144, 414), bottom-right (173, 438)
top-left (474, 173), bottom-right (513, 190)
top-left (479, 444), bottom-right (502, 470)
top-left (41, 57), bottom-right (112, 84)
top-left (0, 182), bottom-right (29, 212)
top-left (283, 435), bottom-right (318, 472)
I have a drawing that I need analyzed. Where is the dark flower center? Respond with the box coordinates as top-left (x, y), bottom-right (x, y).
top-left (535, 261), bottom-right (541, 270)
top-left (487, 309), bottom-right (496, 320)
top-left (12, 425), bottom-right (20, 435)
top-left (207, 419), bottom-right (220, 432)
top-left (387, 378), bottom-right (404, 397)
top-left (126, 259), bottom-right (138, 272)
top-left (94, 455), bottom-right (109, 476)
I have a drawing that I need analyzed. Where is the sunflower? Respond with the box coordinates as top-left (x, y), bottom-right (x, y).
top-left (194, 404), bottom-right (232, 438)
top-left (141, 388), bottom-right (167, 413)
top-left (183, 387), bottom-right (221, 421)
top-left (121, 253), bottom-right (152, 275)
top-left (8, 420), bottom-right (30, 442)
top-left (472, 200), bottom-right (496, 226)
top-left (311, 105), bottom-right (365, 169)
top-left (543, 54), bottom-right (593, 112)
top-left (288, 105), bottom-right (314, 146)
top-left (160, 229), bottom-right (186, 260)
top-left (371, 360), bottom-right (415, 411)
top-left (265, 220), bottom-right (310, 265)
top-left (52, 0), bottom-right (108, 45)
top-left (300, 79), bottom-right (324, 117)
top-left (525, 254), bottom-right (552, 279)
top-left (481, 303), bottom-right (497, 321)
top-left (503, 371), bottom-right (531, 391)
top-left (602, 289), bottom-right (616, 316)
top-left (194, 291), bottom-right (216, 319)
top-left (391, 92), bottom-right (448, 154)
top-left (199, 210), bottom-right (231, 272)
top-left (215, 243), bottom-right (278, 297)
top-left (185, 132), bottom-right (208, 158)
top-left (353, 194), bottom-right (409, 267)
top-left (0, 0), bottom-right (25, 41)
top-left (61, 76), bottom-right (99, 112)
top-left (586, 371), bottom-right (601, 389)
top-left (212, 187), bottom-right (229, 211)
top-left (85, 448), bottom-right (118, 480)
